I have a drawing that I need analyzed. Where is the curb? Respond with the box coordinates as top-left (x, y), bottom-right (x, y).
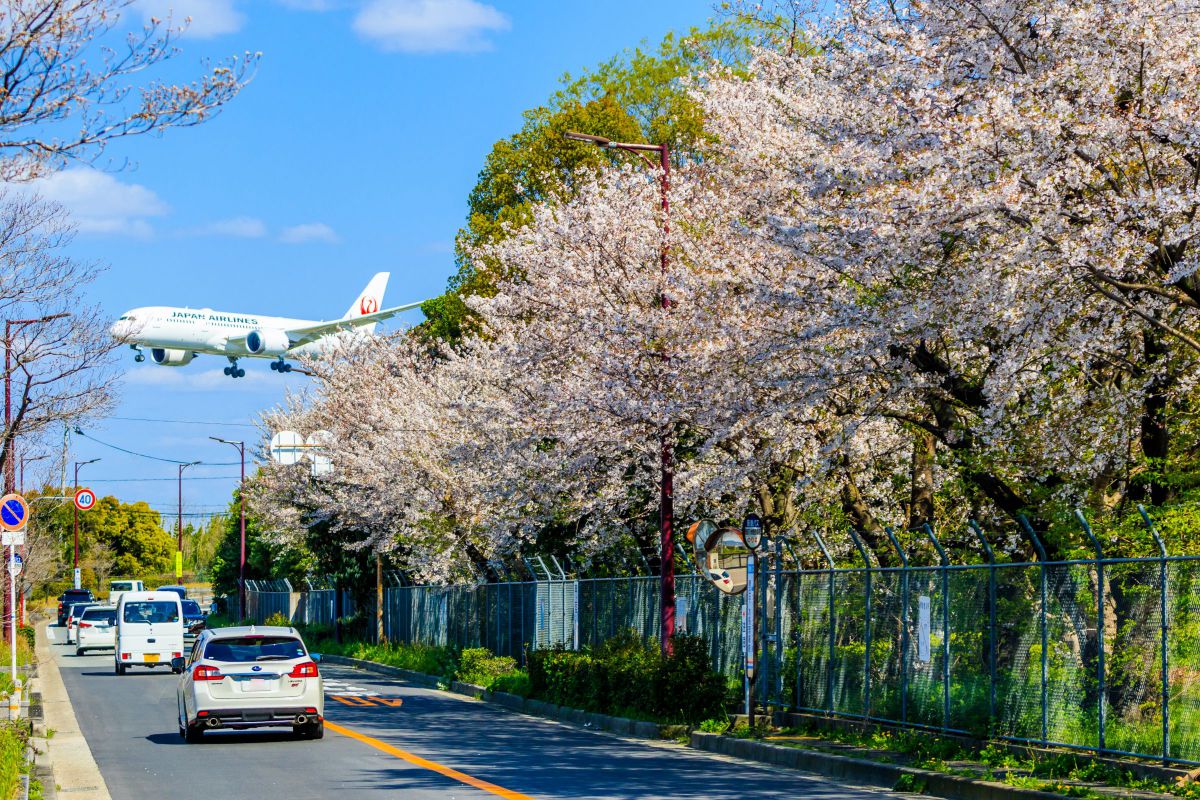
top-left (318, 654), bottom-right (663, 740)
top-left (33, 620), bottom-right (111, 800)
top-left (688, 732), bottom-right (1149, 800)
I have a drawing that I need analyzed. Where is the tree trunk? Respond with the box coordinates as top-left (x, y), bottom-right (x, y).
top-left (907, 431), bottom-right (936, 530)
top-left (1132, 325), bottom-right (1172, 506)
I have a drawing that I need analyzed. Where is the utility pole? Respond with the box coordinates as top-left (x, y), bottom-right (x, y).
top-left (563, 131), bottom-right (675, 653)
top-left (210, 437), bottom-right (246, 616)
top-left (73, 459), bottom-right (100, 588)
top-left (177, 461), bottom-right (199, 580)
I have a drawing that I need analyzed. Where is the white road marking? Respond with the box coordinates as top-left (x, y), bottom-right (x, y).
top-left (322, 679), bottom-right (378, 697)
top-left (46, 627), bottom-right (57, 642)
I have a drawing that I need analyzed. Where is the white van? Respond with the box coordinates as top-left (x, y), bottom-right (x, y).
top-left (115, 591), bottom-right (185, 675)
top-left (108, 579), bottom-right (145, 608)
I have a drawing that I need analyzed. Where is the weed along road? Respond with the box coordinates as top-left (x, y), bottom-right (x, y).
top-left (42, 625), bottom-right (902, 799)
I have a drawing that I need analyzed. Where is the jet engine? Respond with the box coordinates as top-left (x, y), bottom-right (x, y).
top-left (150, 348), bottom-right (196, 366)
top-left (245, 329), bottom-right (291, 356)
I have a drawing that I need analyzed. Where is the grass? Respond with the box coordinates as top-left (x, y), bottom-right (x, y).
top-left (762, 721), bottom-right (1195, 799)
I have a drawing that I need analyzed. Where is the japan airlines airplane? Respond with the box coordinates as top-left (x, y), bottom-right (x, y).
top-left (110, 272), bottom-right (423, 378)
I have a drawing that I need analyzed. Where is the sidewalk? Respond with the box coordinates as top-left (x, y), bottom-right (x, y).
top-left (33, 620), bottom-right (111, 800)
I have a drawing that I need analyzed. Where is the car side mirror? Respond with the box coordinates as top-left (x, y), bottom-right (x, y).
top-left (310, 653), bottom-right (321, 663)
top-left (170, 657), bottom-right (186, 671)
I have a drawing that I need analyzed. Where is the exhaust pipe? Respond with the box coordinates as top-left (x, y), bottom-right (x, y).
top-left (206, 717), bottom-right (222, 728)
top-left (294, 714), bottom-right (308, 725)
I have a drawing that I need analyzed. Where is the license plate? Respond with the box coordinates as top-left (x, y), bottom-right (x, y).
top-left (144, 653), bottom-right (159, 663)
top-left (245, 678), bottom-right (271, 692)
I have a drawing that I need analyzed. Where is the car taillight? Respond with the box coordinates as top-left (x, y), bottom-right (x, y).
top-left (193, 664), bottom-right (223, 681)
top-left (173, 652), bottom-right (182, 658)
top-left (121, 653), bottom-right (130, 660)
top-left (289, 661), bottom-right (319, 678)
top-left (78, 622), bottom-right (92, 629)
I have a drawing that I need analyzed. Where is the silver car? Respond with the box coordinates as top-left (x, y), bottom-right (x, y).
top-left (174, 626), bottom-right (324, 742)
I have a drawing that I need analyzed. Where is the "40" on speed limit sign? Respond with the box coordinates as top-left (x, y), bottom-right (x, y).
top-left (74, 488), bottom-right (96, 512)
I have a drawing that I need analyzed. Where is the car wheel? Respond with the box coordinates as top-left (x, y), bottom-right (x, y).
top-left (305, 720), bottom-right (324, 740)
top-left (115, 662), bottom-right (125, 675)
top-left (185, 724), bottom-right (204, 743)
top-left (75, 647), bottom-right (84, 657)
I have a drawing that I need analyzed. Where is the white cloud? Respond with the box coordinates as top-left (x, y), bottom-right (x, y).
top-left (26, 168), bottom-right (168, 237)
top-left (192, 216), bottom-right (268, 238)
top-left (353, 0), bottom-right (510, 53)
top-left (136, 0), bottom-right (245, 38)
top-left (279, 222), bottom-right (340, 244)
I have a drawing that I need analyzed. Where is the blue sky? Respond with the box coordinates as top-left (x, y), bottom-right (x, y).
top-left (26, 0), bottom-right (719, 526)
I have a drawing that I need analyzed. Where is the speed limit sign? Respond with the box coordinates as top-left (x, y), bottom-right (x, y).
top-left (74, 488), bottom-right (96, 512)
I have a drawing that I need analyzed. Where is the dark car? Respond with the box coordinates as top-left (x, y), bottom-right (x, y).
top-left (181, 599), bottom-right (206, 637)
top-left (57, 589), bottom-right (95, 626)
top-left (155, 585), bottom-right (187, 600)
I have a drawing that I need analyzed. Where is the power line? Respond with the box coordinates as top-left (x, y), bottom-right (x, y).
top-left (86, 476), bottom-right (242, 483)
top-left (73, 428), bottom-right (244, 466)
top-left (108, 416), bottom-right (257, 428)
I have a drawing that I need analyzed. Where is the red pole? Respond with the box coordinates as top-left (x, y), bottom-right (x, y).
top-left (73, 461), bottom-right (80, 571)
top-left (4, 321), bottom-right (12, 495)
top-left (658, 143), bottom-right (675, 655)
top-left (239, 443), bottom-right (246, 615)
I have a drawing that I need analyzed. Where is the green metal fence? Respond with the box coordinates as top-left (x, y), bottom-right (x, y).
top-left (239, 510), bottom-right (1200, 765)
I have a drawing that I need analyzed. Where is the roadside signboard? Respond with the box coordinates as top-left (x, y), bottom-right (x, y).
top-left (73, 567), bottom-right (81, 590)
top-left (0, 531), bottom-right (25, 546)
top-left (74, 487), bottom-right (96, 512)
top-left (0, 494), bottom-right (28, 532)
top-left (7, 554), bottom-right (21, 577)
top-left (744, 554), bottom-right (756, 682)
top-left (175, 551), bottom-right (184, 579)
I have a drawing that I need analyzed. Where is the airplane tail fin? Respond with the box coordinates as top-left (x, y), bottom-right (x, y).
top-left (344, 272), bottom-right (390, 333)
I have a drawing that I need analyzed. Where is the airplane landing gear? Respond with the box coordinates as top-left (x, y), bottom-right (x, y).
top-left (269, 359), bottom-right (293, 373)
top-left (224, 359), bottom-right (246, 379)
top-left (134, 353), bottom-right (145, 363)
top-left (131, 345), bottom-right (145, 363)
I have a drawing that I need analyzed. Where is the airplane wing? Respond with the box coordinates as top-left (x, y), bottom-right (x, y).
top-left (281, 300), bottom-right (427, 347)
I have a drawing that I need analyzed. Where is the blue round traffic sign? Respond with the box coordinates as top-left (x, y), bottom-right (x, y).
top-left (0, 494), bottom-right (28, 532)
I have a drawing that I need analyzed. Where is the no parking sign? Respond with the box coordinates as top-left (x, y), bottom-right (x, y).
top-left (0, 494), bottom-right (28, 532)
top-left (74, 488), bottom-right (96, 512)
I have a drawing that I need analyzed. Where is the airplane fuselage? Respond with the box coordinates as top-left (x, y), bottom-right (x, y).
top-left (115, 306), bottom-right (333, 359)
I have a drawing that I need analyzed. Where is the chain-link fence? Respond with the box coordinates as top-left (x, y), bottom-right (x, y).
top-left (238, 543), bottom-right (1200, 765)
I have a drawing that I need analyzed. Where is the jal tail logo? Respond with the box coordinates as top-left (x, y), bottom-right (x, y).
top-left (360, 297), bottom-right (378, 315)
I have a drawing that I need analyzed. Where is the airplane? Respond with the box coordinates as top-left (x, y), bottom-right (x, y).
top-left (109, 272), bottom-right (424, 378)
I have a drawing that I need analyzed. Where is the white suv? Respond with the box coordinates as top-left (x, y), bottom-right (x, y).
top-left (174, 626), bottom-right (324, 742)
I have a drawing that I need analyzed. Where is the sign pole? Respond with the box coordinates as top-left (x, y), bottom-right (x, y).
top-left (8, 542), bottom-right (15, 690)
top-left (742, 513), bottom-right (763, 729)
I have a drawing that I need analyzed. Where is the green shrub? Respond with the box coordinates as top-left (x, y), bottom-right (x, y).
top-left (489, 671), bottom-right (532, 697)
top-left (526, 632), bottom-right (729, 724)
top-left (0, 721), bottom-right (29, 800)
top-left (17, 626), bottom-right (34, 652)
top-left (456, 647), bottom-right (518, 688)
top-left (264, 611), bottom-right (290, 627)
top-left (699, 717), bottom-right (729, 733)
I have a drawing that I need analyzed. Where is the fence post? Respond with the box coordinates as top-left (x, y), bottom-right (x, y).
top-left (1137, 504), bottom-right (1169, 765)
top-left (811, 531), bottom-right (836, 713)
top-left (774, 534), bottom-right (783, 705)
top-left (1074, 509), bottom-right (1105, 753)
top-left (1017, 515), bottom-right (1050, 745)
top-left (848, 528), bottom-right (873, 719)
top-left (884, 527), bottom-right (910, 724)
top-left (968, 520), bottom-right (997, 733)
top-left (922, 523), bottom-right (951, 731)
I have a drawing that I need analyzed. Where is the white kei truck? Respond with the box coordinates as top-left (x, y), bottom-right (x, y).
top-left (115, 590), bottom-right (185, 675)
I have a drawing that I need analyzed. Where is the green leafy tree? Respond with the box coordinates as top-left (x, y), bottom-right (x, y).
top-left (419, 22), bottom-right (753, 344)
top-left (209, 490), bottom-right (316, 598)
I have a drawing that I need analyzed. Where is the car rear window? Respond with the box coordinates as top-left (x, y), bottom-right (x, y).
top-left (182, 600), bottom-right (202, 615)
top-left (204, 636), bottom-right (306, 663)
top-left (122, 601), bottom-right (179, 623)
top-left (110, 582), bottom-right (135, 592)
top-left (81, 608), bottom-right (116, 624)
top-left (63, 591), bottom-right (92, 600)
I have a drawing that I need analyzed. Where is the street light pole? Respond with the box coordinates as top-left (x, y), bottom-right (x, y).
top-left (4, 313), bottom-right (70, 493)
top-left (73, 458), bottom-right (100, 588)
top-left (177, 461), bottom-right (200, 577)
top-left (211, 437), bottom-right (246, 615)
top-left (563, 131), bottom-right (676, 653)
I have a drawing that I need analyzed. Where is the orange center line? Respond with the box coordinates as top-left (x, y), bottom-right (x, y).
top-left (325, 720), bottom-right (536, 800)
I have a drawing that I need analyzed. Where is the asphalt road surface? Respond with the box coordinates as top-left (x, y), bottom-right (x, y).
top-left (45, 625), bottom-right (899, 799)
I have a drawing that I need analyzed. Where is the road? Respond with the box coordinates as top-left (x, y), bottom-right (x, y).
top-left (44, 625), bottom-right (899, 799)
